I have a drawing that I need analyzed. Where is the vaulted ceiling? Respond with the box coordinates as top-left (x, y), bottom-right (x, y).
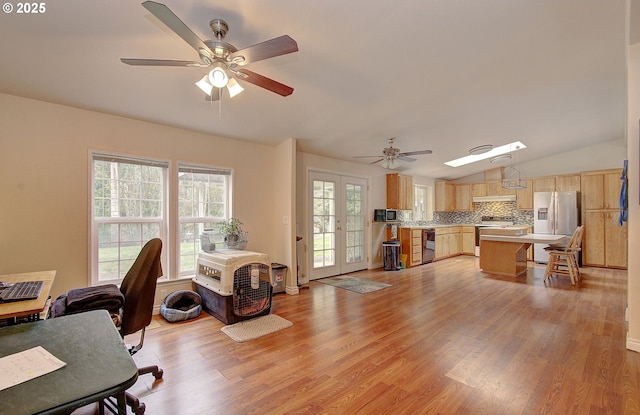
top-left (0, 0), bottom-right (627, 179)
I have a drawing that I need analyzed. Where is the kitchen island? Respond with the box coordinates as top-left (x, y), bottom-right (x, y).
top-left (479, 233), bottom-right (566, 277)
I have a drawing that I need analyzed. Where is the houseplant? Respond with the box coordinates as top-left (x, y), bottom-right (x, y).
top-left (218, 217), bottom-right (248, 249)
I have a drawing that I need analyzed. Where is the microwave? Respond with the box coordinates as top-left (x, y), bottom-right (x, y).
top-left (374, 209), bottom-right (398, 222)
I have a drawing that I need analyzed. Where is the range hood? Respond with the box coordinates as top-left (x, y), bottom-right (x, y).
top-left (472, 195), bottom-right (517, 203)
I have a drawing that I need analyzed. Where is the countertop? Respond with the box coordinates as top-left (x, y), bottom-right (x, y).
top-left (480, 233), bottom-right (566, 244)
top-left (398, 224), bottom-right (476, 229)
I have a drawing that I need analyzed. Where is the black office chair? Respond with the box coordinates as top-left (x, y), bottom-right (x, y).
top-left (52, 238), bottom-right (164, 415)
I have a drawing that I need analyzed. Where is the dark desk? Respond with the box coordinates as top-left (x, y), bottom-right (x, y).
top-left (0, 310), bottom-right (138, 415)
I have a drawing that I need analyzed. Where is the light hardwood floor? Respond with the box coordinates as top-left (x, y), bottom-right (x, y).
top-left (75, 256), bottom-right (640, 415)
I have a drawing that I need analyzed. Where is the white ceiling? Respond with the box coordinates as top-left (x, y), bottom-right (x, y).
top-left (0, 0), bottom-right (627, 180)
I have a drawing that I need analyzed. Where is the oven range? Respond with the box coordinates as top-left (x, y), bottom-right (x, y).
top-left (474, 216), bottom-right (515, 256)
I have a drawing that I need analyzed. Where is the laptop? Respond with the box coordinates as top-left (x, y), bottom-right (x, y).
top-left (0, 280), bottom-right (44, 302)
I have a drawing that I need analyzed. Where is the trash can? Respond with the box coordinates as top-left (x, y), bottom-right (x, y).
top-left (382, 240), bottom-right (401, 271)
top-left (271, 263), bottom-right (287, 293)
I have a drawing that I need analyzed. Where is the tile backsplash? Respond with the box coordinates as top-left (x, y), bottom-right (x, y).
top-left (400, 201), bottom-right (533, 226)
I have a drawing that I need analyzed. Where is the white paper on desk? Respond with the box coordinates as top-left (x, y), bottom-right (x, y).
top-left (0, 346), bottom-right (66, 391)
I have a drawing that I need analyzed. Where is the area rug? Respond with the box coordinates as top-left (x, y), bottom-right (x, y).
top-left (317, 276), bottom-right (391, 294)
top-left (221, 314), bottom-right (293, 342)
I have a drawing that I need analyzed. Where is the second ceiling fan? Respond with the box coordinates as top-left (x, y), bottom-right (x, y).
top-left (353, 138), bottom-right (433, 169)
top-left (121, 1), bottom-right (298, 100)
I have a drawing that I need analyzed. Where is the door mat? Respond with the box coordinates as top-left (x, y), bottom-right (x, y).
top-left (221, 314), bottom-right (293, 342)
top-left (317, 276), bottom-right (391, 294)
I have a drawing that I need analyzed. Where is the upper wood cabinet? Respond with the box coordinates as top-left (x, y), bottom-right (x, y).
top-left (581, 169), bottom-right (622, 210)
top-left (471, 182), bottom-right (488, 197)
top-left (532, 176), bottom-right (556, 193)
top-left (555, 174), bottom-right (581, 192)
top-left (435, 182), bottom-right (455, 211)
top-left (532, 174), bottom-right (580, 193)
top-left (387, 173), bottom-right (414, 210)
top-left (516, 179), bottom-right (533, 209)
top-left (486, 180), bottom-right (516, 196)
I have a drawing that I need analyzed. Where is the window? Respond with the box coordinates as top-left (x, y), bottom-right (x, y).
top-left (177, 164), bottom-right (230, 276)
top-left (91, 153), bottom-right (231, 285)
top-left (413, 185), bottom-right (433, 221)
top-left (92, 154), bottom-right (167, 284)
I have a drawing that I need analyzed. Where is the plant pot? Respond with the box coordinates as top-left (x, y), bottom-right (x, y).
top-left (224, 232), bottom-right (248, 250)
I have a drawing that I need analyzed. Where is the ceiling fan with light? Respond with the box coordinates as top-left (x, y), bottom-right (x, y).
top-left (353, 138), bottom-right (433, 169)
top-left (121, 1), bottom-right (298, 101)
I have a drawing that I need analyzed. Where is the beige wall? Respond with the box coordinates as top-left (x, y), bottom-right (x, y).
top-left (0, 93), bottom-right (284, 301)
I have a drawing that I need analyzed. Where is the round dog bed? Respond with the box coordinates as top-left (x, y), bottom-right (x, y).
top-left (160, 290), bottom-right (202, 322)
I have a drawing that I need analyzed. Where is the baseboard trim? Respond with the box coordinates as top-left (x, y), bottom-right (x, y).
top-left (626, 333), bottom-right (640, 353)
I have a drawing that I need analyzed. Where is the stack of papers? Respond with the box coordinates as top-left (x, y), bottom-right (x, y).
top-left (0, 346), bottom-right (66, 391)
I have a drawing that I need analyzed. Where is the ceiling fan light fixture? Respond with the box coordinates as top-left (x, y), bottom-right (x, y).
top-left (195, 75), bottom-right (213, 96)
top-left (388, 158), bottom-right (399, 169)
top-left (208, 62), bottom-right (228, 88)
top-left (227, 78), bottom-right (244, 98)
top-left (469, 144), bottom-right (493, 155)
top-left (490, 154), bottom-right (512, 163)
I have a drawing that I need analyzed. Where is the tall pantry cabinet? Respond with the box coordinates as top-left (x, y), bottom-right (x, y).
top-left (580, 169), bottom-right (627, 268)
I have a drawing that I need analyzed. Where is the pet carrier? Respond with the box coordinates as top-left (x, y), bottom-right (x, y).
top-left (193, 250), bottom-right (273, 324)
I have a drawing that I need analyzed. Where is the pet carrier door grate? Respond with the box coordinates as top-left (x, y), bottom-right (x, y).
top-left (233, 263), bottom-right (272, 316)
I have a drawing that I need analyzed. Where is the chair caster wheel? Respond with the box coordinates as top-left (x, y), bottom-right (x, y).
top-left (153, 368), bottom-right (164, 379)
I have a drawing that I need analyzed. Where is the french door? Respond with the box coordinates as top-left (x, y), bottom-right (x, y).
top-left (308, 172), bottom-right (368, 280)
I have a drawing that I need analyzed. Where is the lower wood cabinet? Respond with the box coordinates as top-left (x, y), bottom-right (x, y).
top-left (583, 211), bottom-right (627, 268)
top-left (435, 226), bottom-right (461, 260)
top-left (400, 228), bottom-right (423, 267)
top-left (461, 226), bottom-right (474, 255)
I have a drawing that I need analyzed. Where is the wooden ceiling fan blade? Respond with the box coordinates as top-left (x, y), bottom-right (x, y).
top-left (398, 156), bottom-right (417, 162)
top-left (229, 35), bottom-right (298, 66)
top-left (142, 1), bottom-right (213, 56)
top-left (120, 58), bottom-right (207, 67)
top-left (400, 150), bottom-right (433, 156)
top-left (236, 69), bottom-right (294, 96)
top-left (369, 159), bottom-right (384, 165)
top-left (352, 155), bottom-right (383, 158)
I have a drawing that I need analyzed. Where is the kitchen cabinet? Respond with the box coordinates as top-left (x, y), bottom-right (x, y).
top-left (455, 184), bottom-right (472, 211)
top-left (516, 179), bottom-right (533, 210)
top-left (533, 176), bottom-right (556, 192)
top-left (555, 174), bottom-right (581, 192)
top-left (435, 226), bottom-right (461, 260)
top-left (581, 169), bottom-right (621, 210)
top-left (387, 173), bottom-right (413, 210)
top-left (581, 169), bottom-right (626, 268)
top-left (399, 228), bottom-right (423, 267)
top-left (486, 181), bottom-right (516, 196)
top-left (435, 182), bottom-right (455, 211)
top-left (583, 211), bottom-right (627, 268)
top-left (471, 182), bottom-right (488, 198)
top-left (461, 226), bottom-right (475, 255)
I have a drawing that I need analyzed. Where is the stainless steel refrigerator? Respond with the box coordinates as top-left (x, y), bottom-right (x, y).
top-left (533, 191), bottom-right (580, 263)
